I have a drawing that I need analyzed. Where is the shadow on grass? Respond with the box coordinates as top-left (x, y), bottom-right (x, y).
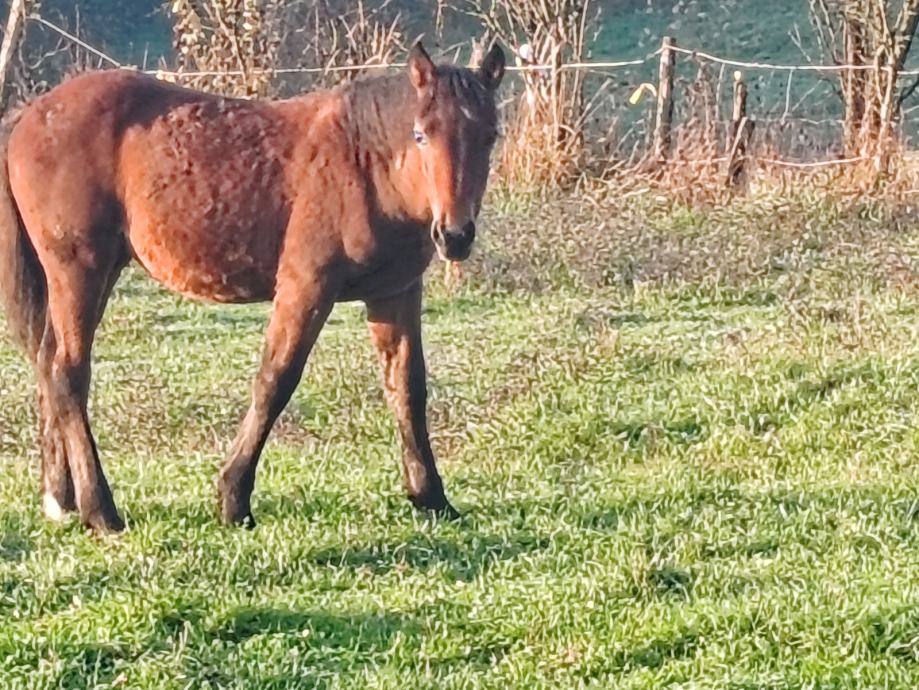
top-left (608, 627), bottom-right (701, 672)
top-left (122, 497), bottom-right (218, 529)
top-left (0, 529), bottom-right (32, 563)
top-left (5, 602), bottom-right (416, 690)
top-left (125, 488), bottom-right (364, 529)
top-left (0, 560), bottom-right (132, 621)
top-left (311, 528), bottom-right (547, 581)
top-left (211, 606), bottom-right (417, 645)
top-left (207, 604), bottom-right (518, 686)
top-left (120, 492), bottom-right (548, 586)
top-left (8, 480), bottom-right (919, 686)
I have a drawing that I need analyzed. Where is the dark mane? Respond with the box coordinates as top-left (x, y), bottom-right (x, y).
top-left (341, 66), bottom-right (495, 160)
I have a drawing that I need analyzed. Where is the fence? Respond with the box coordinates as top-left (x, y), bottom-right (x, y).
top-left (12, 14), bottom-right (919, 179)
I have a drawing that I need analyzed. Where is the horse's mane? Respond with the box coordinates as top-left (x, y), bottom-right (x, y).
top-left (341, 65), bottom-right (492, 158)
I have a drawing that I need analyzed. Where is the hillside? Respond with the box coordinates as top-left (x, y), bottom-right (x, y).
top-left (29, 0), bottom-right (814, 67)
top-left (22, 1), bottom-right (910, 142)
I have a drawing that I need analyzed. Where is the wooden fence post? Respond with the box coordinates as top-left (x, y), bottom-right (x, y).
top-left (0, 0), bottom-right (31, 112)
top-left (653, 36), bottom-right (675, 160)
top-left (726, 70), bottom-right (754, 187)
top-left (730, 70), bottom-right (747, 141)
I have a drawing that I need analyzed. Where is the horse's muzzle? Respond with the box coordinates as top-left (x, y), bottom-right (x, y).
top-left (432, 221), bottom-right (476, 262)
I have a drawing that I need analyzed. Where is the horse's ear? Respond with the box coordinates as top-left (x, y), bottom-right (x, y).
top-left (408, 42), bottom-right (436, 94)
top-left (478, 44), bottom-right (506, 91)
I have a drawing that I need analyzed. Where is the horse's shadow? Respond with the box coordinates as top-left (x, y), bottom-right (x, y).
top-left (29, 603), bottom-right (419, 689)
top-left (309, 527), bottom-right (547, 581)
top-left (166, 601), bottom-right (513, 685)
top-left (209, 606), bottom-right (417, 646)
top-left (124, 490), bottom-right (550, 585)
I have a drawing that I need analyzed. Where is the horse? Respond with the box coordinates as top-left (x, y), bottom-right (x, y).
top-left (0, 42), bottom-right (506, 533)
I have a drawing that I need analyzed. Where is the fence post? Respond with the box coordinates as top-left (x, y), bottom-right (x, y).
top-left (726, 70), bottom-right (754, 187)
top-left (0, 0), bottom-right (31, 112)
top-left (653, 36), bottom-right (675, 160)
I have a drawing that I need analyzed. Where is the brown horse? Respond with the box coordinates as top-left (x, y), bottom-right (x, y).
top-left (0, 43), bottom-right (505, 532)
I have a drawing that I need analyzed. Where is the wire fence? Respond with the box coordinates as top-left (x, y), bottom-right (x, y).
top-left (32, 13), bottom-right (915, 78)
top-left (20, 13), bottom-right (919, 170)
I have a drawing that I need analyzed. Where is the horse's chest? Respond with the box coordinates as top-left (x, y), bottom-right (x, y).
top-left (339, 222), bottom-right (434, 301)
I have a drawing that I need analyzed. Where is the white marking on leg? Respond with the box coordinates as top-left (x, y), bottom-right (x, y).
top-left (42, 492), bottom-right (66, 521)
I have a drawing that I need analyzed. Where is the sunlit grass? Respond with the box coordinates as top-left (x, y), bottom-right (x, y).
top-left (4, 193), bottom-right (919, 687)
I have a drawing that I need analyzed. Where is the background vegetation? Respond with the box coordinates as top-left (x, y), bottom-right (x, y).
top-left (30, 0), bottom-right (818, 65)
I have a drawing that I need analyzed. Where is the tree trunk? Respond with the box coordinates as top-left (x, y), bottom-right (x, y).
top-left (842, 16), bottom-right (866, 156)
top-left (0, 0), bottom-right (31, 111)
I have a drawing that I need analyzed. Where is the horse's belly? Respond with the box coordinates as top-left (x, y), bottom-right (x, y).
top-left (127, 210), bottom-right (281, 303)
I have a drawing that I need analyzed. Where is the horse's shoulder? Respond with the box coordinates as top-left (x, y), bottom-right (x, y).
top-left (273, 94), bottom-right (351, 155)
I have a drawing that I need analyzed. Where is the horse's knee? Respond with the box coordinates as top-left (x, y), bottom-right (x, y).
top-left (47, 358), bottom-right (89, 408)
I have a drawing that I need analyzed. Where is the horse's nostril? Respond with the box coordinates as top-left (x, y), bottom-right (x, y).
top-left (432, 222), bottom-right (475, 261)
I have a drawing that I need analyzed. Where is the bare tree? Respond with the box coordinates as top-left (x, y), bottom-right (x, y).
top-left (280, 0), bottom-right (405, 88)
top-left (0, 0), bottom-right (35, 111)
top-left (3, 4), bottom-right (118, 110)
top-left (168, 0), bottom-right (405, 97)
top-left (809, 0), bottom-right (919, 164)
top-left (463, 0), bottom-right (598, 185)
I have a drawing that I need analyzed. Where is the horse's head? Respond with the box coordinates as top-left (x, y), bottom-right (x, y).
top-left (407, 42), bottom-right (505, 261)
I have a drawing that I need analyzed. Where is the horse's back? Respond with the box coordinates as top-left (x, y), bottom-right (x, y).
top-left (9, 70), bottom-right (189, 176)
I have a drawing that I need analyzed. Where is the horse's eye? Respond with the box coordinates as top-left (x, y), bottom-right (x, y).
top-left (413, 129), bottom-right (427, 146)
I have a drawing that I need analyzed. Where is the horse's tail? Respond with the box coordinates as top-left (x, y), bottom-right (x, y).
top-left (0, 109), bottom-right (47, 363)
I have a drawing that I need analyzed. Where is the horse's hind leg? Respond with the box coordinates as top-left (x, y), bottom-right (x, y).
top-left (36, 261), bottom-right (124, 522)
top-left (36, 244), bottom-right (127, 532)
top-left (37, 375), bottom-right (75, 520)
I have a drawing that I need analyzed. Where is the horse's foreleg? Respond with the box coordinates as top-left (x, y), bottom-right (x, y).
top-left (218, 280), bottom-right (336, 527)
top-left (366, 281), bottom-right (458, 518)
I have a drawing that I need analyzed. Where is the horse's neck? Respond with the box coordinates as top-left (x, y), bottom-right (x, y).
top-left (346, 90), bottom-right (430, 226)
top-left (356, 157), bottom-right (426, 228)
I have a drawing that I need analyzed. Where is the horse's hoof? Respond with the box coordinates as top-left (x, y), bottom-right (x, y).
top-left (222, 512), bottom-right (257, 529)
top-left (410, 493), bottom-right (461, 521)
top-left (219, 494), bottom-right (256, 528)
top-left (82, 509), bottom-right (125, 534)
top-left (225, 511), bottom-right (257, 529)
top-left (433, 502), bottom-right (461, 521)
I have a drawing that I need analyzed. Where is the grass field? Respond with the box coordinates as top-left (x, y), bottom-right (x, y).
top-left (5, 191), bottom-right (919, 688)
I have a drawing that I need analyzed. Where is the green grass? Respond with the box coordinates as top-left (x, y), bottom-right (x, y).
top-left (5, 193), bottom-right (919, 688)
